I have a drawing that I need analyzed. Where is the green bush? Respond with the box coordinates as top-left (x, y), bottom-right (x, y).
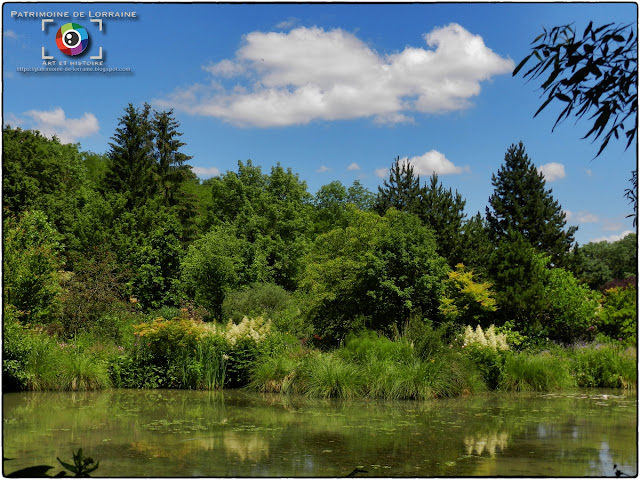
top-left (3, 210), bottom-right (63, 324)
top-left (598, 286), bottom-right (637, 345)
top-left (3, 308), bottom-right (33, 390)
top-left (463, 344), bottom-right (506, 390)
top-left (572, 343), bottom-right (637, 388)
top-left (222, 283), bottom-right (291, 322)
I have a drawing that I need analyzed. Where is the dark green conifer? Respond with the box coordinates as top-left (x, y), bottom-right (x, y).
top-left (486, 141), bottom-right (577, 267)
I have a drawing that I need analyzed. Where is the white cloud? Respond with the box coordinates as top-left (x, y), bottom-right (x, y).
top-left (156, 23), bottom-right (514, 127)
top-left (586, 168), bottom-right (593, 176)
top-left (590, 230), bottom-right (635, 244)
top-left (576, 212), bottom-right (599, 223)
top-left (4, 30), bottom-right (19, 39)
top-left (275, 17), bottom-right (298, 30)
top-left (11, 107), bottom-right (99, 144)
top-left (538, 162), bottom-right (566, 182)
top-left (402, 150), bottom-right (469, 175)
top-left (347, 162), bottom-right (360, 171)
top-left (375, 167), bottom-right (389, 178)
top-left (191, 166), bottom-right (221, 178)
top-left (316, 165), bottom-right (330, 173)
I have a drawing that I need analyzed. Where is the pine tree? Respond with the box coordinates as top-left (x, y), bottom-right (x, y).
top-left (105, 103), bottom-right (155, 209)
top-left (374, 156), bottom-right (422, 215)
top-left (418, 173), bottom-right (467, 265)
top-left (486, 141), bottom-right (577, 267)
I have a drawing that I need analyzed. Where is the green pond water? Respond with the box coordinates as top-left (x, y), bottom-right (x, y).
top-left (2, 389), bottom-right (637, 477)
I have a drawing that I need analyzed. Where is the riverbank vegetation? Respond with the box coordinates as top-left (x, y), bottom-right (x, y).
top-left (3, 109), bottom-right (637, 398)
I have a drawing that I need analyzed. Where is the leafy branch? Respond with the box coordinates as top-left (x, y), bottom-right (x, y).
top-left (514, 22), bottom-right (637, 158)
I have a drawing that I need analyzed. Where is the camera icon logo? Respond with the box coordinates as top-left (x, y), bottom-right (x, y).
top-left (55, 23), bottom-right (89, 56)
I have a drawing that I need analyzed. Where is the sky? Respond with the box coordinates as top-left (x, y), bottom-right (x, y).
top-left (3, 2), bottom-right (637, 245)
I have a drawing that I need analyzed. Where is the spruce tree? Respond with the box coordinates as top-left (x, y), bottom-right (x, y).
top-left (486, 141), bottom-right (577, 267)
top-left (152, 109), bottom-right (193, 207)
top-left (105, 103), bottom-right (155, 209)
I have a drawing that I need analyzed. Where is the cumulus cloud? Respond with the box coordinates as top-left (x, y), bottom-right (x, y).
top-left (590, 230), bottom-right (635, 243)
top-left (402, 150), bottom-right (469, 175)
top-left (347, 162), bottom-right (360, 171)
top-left (316, 165), bottom-right (330, 173)
top-left (375, 167), bottom-right (389, 178)
top-left (9, 107), bottom-right (99, 144)
top-left (156, 23), bottom-right (513, 127)
top-left (538, 162), bottom-right (566, 182)
top-left (192, 166), bottom-right (221, 178)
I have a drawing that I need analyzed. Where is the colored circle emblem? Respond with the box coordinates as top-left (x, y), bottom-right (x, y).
top-left (56, 23), bottom-right (89, 56)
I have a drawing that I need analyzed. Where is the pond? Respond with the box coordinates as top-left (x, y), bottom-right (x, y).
top-left (3, 389), bottom-right (637, 477)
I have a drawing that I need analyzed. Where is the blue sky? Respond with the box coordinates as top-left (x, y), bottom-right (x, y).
top-left (3, 2), bottom-right (637, 245)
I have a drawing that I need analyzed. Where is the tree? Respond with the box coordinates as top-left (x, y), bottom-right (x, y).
top-left (459, 213), bottom-right (494, 274)
top-left (514, 21), bottom-right (637, 223)
top-left (313, 180), bottom-right (374, 234)
top-left (486, 142), bottom-right (577, 267)
top-left (417, 174), bottom-right (467, 264)
top-left (2, 126), bottom-right (90, 257)
top-left (489, 229), bottom-right (599, 344)
top-left (206, 161), bottom-right (313, 290)
top-left (574, 233), bottom-right (637, 289)
top-left (374, 157), bottom-right (422, 215)
top-left (180, 224), bottom-right (253, 320)
top-left (375, 158), bottom-right (467, 264)
top-left (104, 103), bottom-right (155, 209)
top-left (301, 207), bottom-right (449, 343)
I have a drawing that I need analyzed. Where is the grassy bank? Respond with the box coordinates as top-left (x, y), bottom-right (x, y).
top-left (4, 312), bottom-right (636, 397)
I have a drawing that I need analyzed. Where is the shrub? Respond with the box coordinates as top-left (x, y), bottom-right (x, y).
top-left (3, 210), bottom-right (63, 324)
top-left (439, 264), bottom-right (497, 326)
top-left (222, 283), bottom-right (291, 322)
top-left (598, 286), bottom-right (637, 345)
top-left (59, 250), bottom-right (130, 335)
top-left (3, 308), bottom-right (33, 390)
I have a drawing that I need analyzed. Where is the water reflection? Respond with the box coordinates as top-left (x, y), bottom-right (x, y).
top-left (3, 389), bottom-right (637, 477)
